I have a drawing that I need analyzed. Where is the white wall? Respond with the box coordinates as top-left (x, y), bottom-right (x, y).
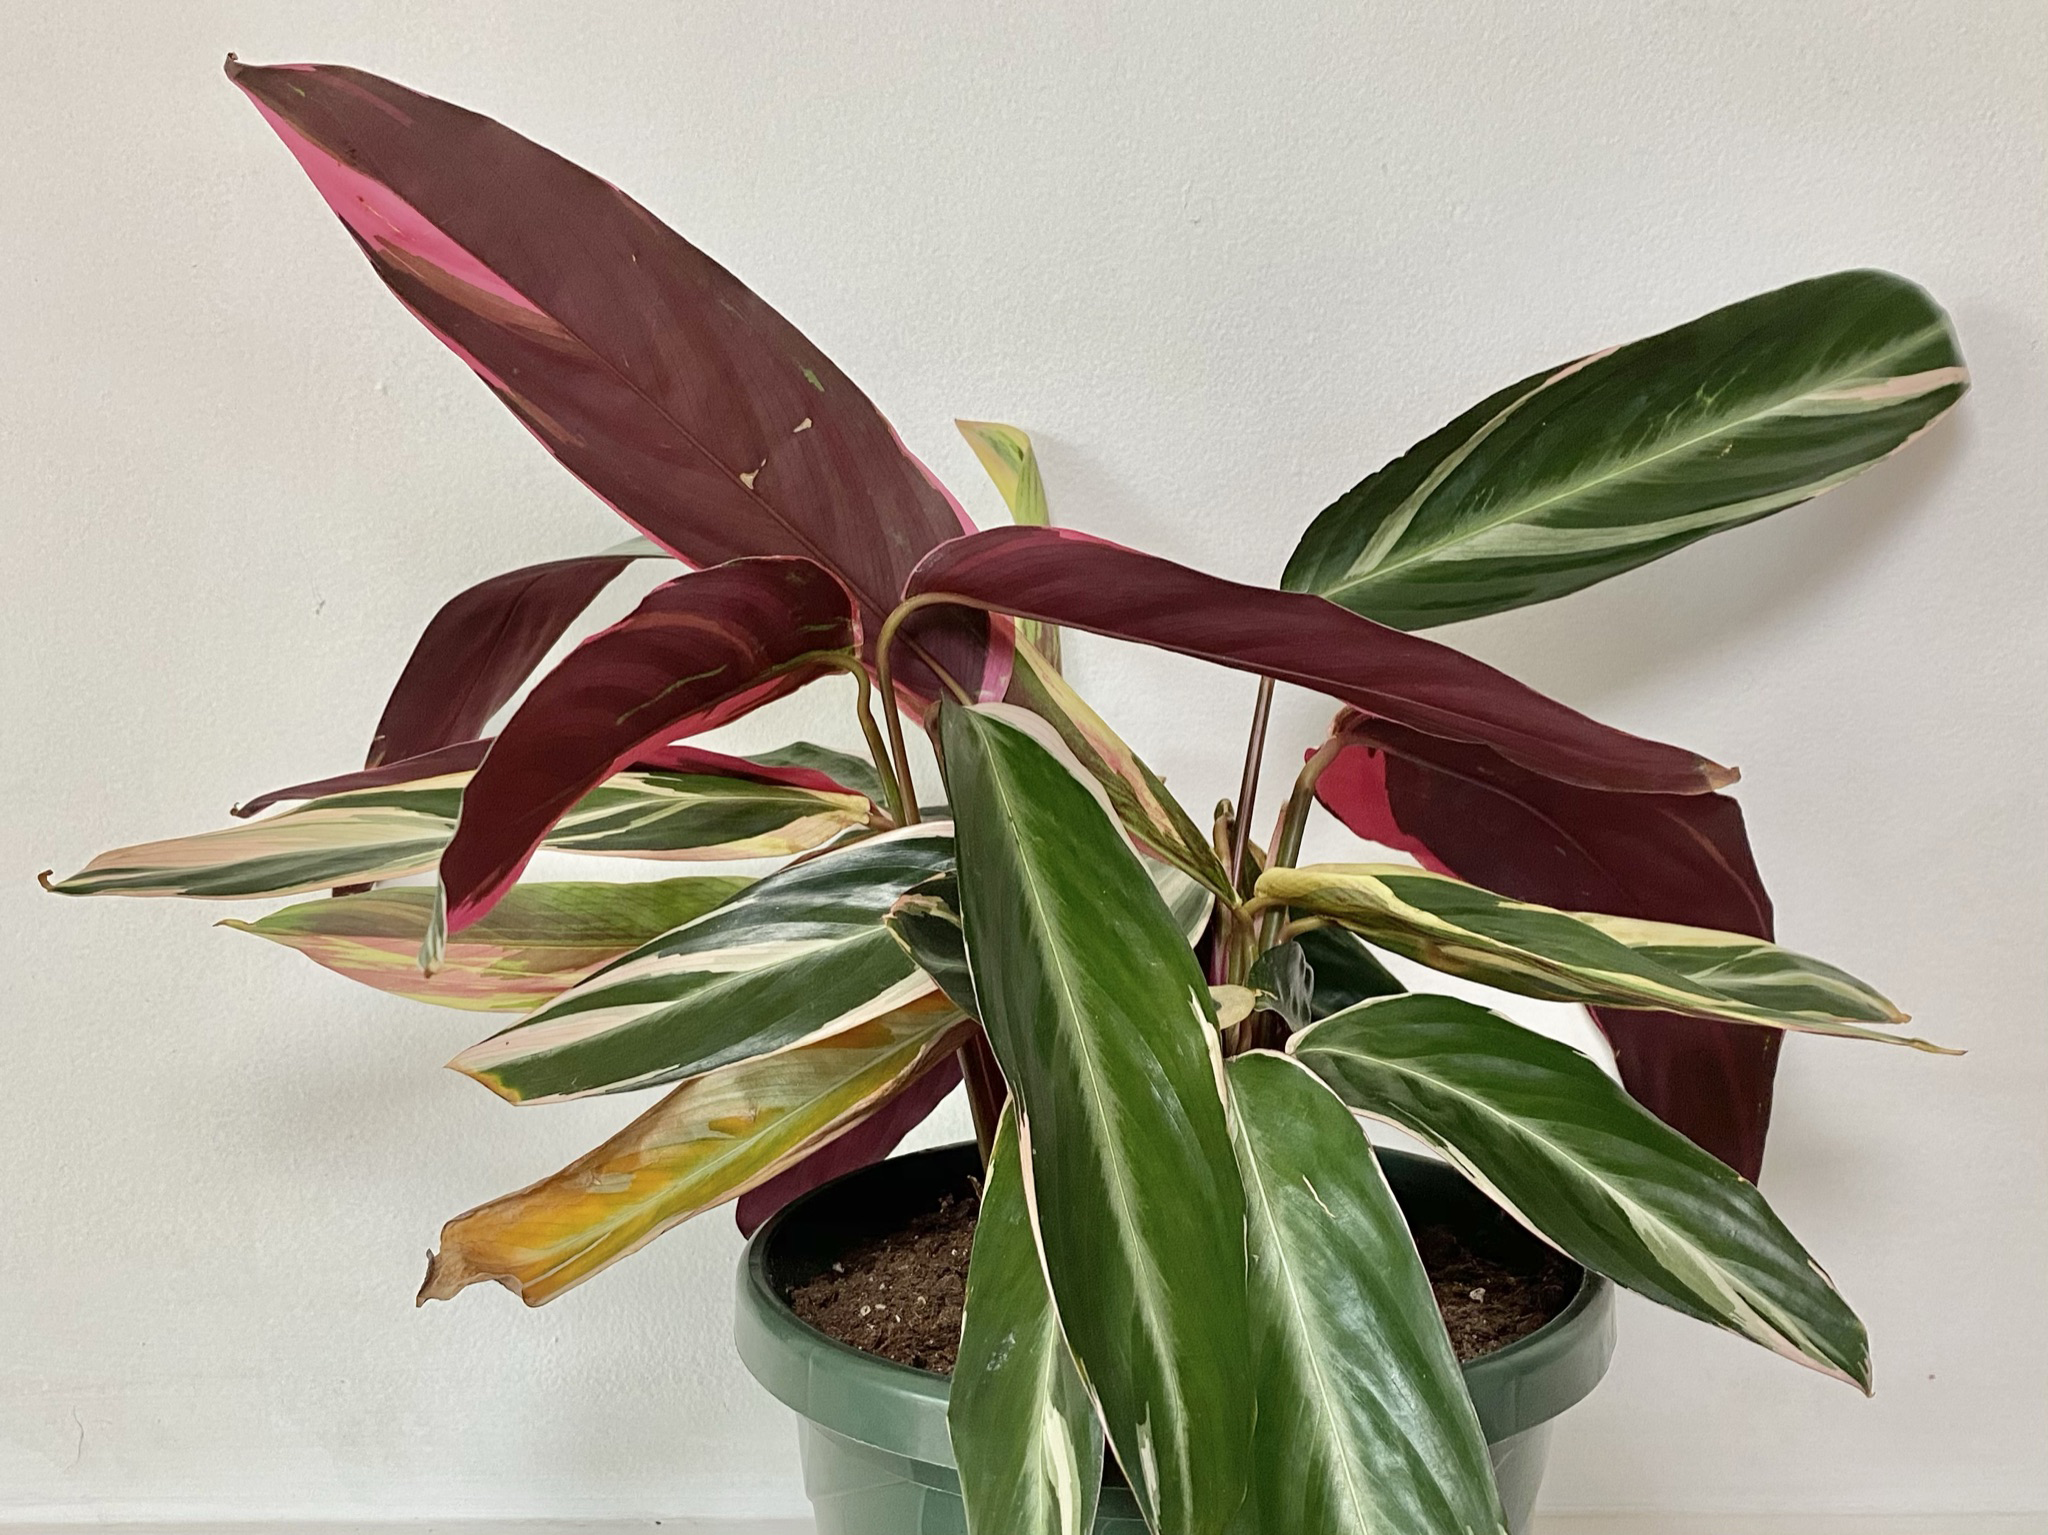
top-left (4, 0), bottom-right (2042, 1523)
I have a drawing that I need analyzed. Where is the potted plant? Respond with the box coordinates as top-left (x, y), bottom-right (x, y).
top-left (44, 59), bottom-right (1966, 1535)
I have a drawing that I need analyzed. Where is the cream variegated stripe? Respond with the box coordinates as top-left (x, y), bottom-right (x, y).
top-left (419, 997), bottom-right (972, 1307)
top-left (957, 418), bottom-right (1060, 669)
top-left (1003, 644), bottom-right (1235, 902)
top-left (1292, 994), bottom-right (1871, 1389)
top-left (44, 770), bottom-right (871, 901)
top-left (1255, 862), bottom-right (1948, 1050)
top-left (1282, 270), bottom-right (1968, 630)
top-left (450, 824), bottom-right (958, 1104)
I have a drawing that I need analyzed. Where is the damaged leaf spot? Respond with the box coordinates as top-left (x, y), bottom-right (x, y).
top-left (801, 367), bottom-right (825, 392)
top-left (794, 417), bottom-right (813, 433)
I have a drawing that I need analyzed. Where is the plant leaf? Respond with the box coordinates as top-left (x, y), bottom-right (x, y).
top-left (1257, 862), bottom-right (1944, 1049)
top-left (1312, 713), bottom-right (1781, 1175)
top-left (221, 877), bottom-right (748, 1012)
top-left (1228, 1049), bottom-right (1505, 1535)
top-left (1003, 641), bottom-right (1234, 900)
top-left (368, 549), bottom-right (665, 768)
top-left (884, 872), bottom-right (979, 1016)
top-left (1292, 994), bottom-right (1872, 1389)
top-left (741, 741), bottom-right (889, 806)
top-left (238, 735), bottom-right (878, 820)
top-left (951, 1101), bottom-right (1104, 1535)
top-left (46, 766), bottom-right (869, 901)
top-left (942, 702), bottom-right (1253, 1535)
top-left (1282, 270), bottom-right (1967, 630)
top-left (957, 418), bottom-right (1061, 669)
top-left (431, 557), bottom-right (856, 950)
top-left (228, 58), bottom-right (1003, 705)
top-left (1295, 925), bottom-right (1404, 1017)
top-left (419, 996), bottom-right (971, 1306)
top-left (450, 824), bottom-right (957, 1103)
top-left (733, 1050), bottom-right (962, 1237)
top-left (907, 527), bottom-right (1730, 794)
top-left (1245, 940), bottom-right (1315, 1033)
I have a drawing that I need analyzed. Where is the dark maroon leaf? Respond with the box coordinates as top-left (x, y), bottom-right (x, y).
top-left (1313, 711), bottom-right (1780, 1178)
top-left (439, 557), bottom-right (855, 935)
top-left (906, 527), bottom-right (1731, 795)
top-left (368, 554), bottom-right (647, 768)
top-left (227, 59), bottom-right (1004, 705)
top-left (734, 1054), bottom-right (963, 1237)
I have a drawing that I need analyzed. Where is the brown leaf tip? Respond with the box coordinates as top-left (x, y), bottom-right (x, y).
top-left (35, 869), bottom-right (56, 892)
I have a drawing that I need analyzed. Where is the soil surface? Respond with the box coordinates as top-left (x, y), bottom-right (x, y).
top-left (785, 1188), bottom-right (1579, 1373)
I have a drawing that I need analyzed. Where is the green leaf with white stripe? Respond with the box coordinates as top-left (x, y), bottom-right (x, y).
top-left (1292, 994), bottom-right (1872, 1389)
top-left (943, 702), bottom-right (1253, 1535)
top-left (1283, 270), bottom-right (1967, 630)
top-left (951, 1102), bottom-right (1104, 1535)
top-left (451, 825), bottom-right (956, 1103)
top-left (43, 769), bottom-right (872, 900)
top-left (222, 876), bottom-right (749, 1012)
top-left (1229, 1050), bottom-right (1505, 1535)
top-left (1256, 862), bottom-right (1947, 1050)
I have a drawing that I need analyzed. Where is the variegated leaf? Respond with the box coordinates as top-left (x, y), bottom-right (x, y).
top-left (957, 418), bottom-right (1061, 668)
top-left (1256, 862), bottom-right (1945, 1050)
top-left (450, 825), bottom-right (957, 1103)
top-left (221, 878), bottom-right (748, 1012)
top-left (942, 703), bottom-right (1253, 1535)
top-left (419, 998), bottom-right (972, 1306)
top-left (44, 769), bottom-right (871, 901)
top-left (950, 1102), bottom-right (1103, 1535)
top-left (1292, 994), bottom-right (1871, 1388)
top-left (1229, 1050), bottom-right (1505, 1535)
top-left (1003, 641), bottom-right (1234, 901)
top-left (1283, 270), bottom-right (1967, 629)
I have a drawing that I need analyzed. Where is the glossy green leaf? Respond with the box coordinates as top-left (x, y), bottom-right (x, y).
top-left (1283, 270), bottom-right (1967, 629)
top-left (1229, 1050), bottom-right (1505, 1535)
top-left (958, 418), bottom-right (1061, 668)
top-left (950, 1102), bottom-right (1104, 1535)
top-left (942, 702), bottom-right (1253, 1535)
top-left (1257, 863), bottom-right (1945, 1050)
top-left (451, 825), bottom-right (957, 1103)
top-left (44, 768), bottom-right (871, 901)
top-left (420, 997), bottom-right (971, 1306)
top-left (1293, 994), bottom-right (1872, 1388)
top-left (222, 877), bottom-right (748, 1012)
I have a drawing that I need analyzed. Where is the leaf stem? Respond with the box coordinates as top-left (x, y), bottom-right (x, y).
top-left (957, 1029), bottom-right (1007, 1167)
top-left (1260, 736), bottom-right (1342, 947)
top-left (1228, 676), bottom-right (1276, 890)
top-left (820, 656), bottom-right (906, 825)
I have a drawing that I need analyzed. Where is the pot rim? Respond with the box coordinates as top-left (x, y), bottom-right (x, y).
top-left (734, 1139), bottom-right (1614, 1466)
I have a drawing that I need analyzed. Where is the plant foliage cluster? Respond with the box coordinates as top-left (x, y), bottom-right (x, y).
top-left (47, 59), bottom-right (1967, 1534)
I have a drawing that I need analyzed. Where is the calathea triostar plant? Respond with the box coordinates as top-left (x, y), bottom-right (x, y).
top-left (46, 58), bottom-right (1966, 1535)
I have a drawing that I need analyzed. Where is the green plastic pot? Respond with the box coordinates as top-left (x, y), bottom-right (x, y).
top-left (736, 1141), bottom-right (1614, 1534)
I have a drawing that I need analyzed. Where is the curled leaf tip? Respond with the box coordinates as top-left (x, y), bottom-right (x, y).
top-left (35, 869), bottom-right (56, 892)
top-left (1705, 761), bottom-right (1741, 791)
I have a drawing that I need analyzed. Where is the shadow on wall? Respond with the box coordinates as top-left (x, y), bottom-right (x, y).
top-left (1022, 412), bottom-right (1970, 723)
top-left (1437, 415), bottom-right (1972, 712)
